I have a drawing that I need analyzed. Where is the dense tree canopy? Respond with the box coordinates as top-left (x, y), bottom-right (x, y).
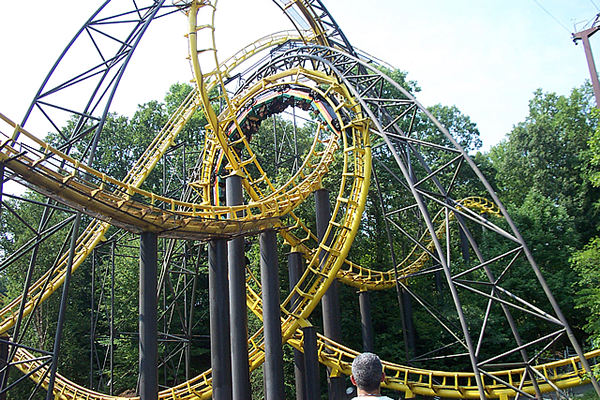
top-left (1, 71), bottom-right (600, 399)
top-left (482, 83), bottom-right (599, 350)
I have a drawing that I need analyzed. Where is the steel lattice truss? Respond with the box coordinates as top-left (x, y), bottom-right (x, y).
top-left (0, 1), bottom-right (598, 399)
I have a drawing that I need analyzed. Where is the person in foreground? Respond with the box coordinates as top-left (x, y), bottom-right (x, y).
top-left (350, 352), bottom-right (394, 399)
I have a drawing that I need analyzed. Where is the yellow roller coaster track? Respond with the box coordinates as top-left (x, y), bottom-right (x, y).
top-left (336, 196), bottom-right (503, 290)
top-left (2, 1), bottom-right (598, 399)
top-left (0, 31), bottom-right (304, 336)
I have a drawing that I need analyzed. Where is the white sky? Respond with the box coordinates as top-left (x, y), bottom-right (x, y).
top-left (1, 1), bottom-right (599, 151)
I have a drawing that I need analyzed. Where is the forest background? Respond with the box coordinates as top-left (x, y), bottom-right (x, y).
top-left (1, 70), bottom-right (600, 398)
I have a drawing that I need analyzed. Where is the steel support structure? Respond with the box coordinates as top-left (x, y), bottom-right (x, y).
top-left (288, 251), bottom-right (307, 400)
top-left (358, 291), bottom-right (374, 353)
top-left (0, 163), bottom-right (3, 214)
top-left (45, 212), bottom-right (83, 400)
top-left (0, 337), bottom-right (7, 400)
top-left (372, 164), bottom-right (416, 362)
top-left (1, 3), bottom-right (175, 398)
top-left (226, 174), bottom-right (251, 400)
top-left (260, 230), bottom-right (284, 400)
top-left (315, 188), bottom-right (345, 400)
top-left (0, 168), bottom-right (3, 400)
top-left (302, 326), bottom-right (320, 400)
top-left (110, 241), bottom-right (115, 395)
top-left (209, 239), bottom-right (232, 400)
top-left (139, 232), bottom-right (158, 400)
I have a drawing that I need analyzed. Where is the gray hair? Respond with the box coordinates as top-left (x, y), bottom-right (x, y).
top-left (351, 352), bottom-right (383, 392)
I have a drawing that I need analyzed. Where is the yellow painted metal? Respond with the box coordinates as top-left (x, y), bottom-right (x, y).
top-left (335, 196), bottom-right (502, 290)
top-left (275, 196), bottom-right (501, 291)
top-left (0, 85), bottom-right (198, 334)
top-left (0, 31), bottom-right (306, 335)
top-left (196, 68), bottom-right (348, 215)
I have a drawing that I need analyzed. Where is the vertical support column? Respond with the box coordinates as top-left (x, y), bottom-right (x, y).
top-left (459, 226), bottom-right (470, 262)
top-left (260, 230), bottom-right (284, 400)
top-left (139, 232), bottom-right (158, 400)
top-left (314, 188), bottom-right (344, 400)
top-left (0, 336), bottom-right (8, 400)
top-left (209, 239), bottom-right (232, 400)
top-left (226, 174), bottom-right (251, 400)
top-left (302, 326), bottom-right (320, 400)
top-left (400, 288), bottom-right (417, 361)
top-left (358, 291), bottom-right (374, 352)
top-left (288, 251), bottom-right (306, 400)
top-left (89, 250), bottom-right (95, 389)
top-left (0, 163), bottom-right (4, 214)
top-left (110, 241), bottom-right (115, 395)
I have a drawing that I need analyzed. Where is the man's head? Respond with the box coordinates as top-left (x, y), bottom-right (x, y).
top-left (351, 352), bottom-right (385, 393)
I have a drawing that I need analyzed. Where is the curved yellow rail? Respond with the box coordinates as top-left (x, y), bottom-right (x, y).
top-left (0, 32), bottom-right (304, 335)
top-left (336, 196), bottom-right (502, 290)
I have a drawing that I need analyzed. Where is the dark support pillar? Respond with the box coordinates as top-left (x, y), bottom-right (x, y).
top-left (315, 188), bottom-right (344, 400)
top-left (0, 336), bottom-right (7, 400)
top-left (0, 163), bottom-right (4, 214)
top-left (209, 239), bottom-right (232, 400)
top-left (139, 232), bottom-right (158, 400)
top-left (459, 226), bottom-right (470, 262)
top-left (302, 326), bottom-right (320, 400)
top-left (110, 241), bottom-right (115, 395)
top-left (288, 251), bottom-right (306, 400)
top-left (358, 291), bottom-right (374, 352)
top-left (226, 174), bottom-right (251, 400)
top-left (260, 230), bottom-right (284, 400)
top-left (401, 288), bottom-right (417, 361)
top-left (90, 250), bottom-right (95, 388)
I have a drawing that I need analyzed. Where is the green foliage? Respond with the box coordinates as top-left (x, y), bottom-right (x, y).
top-left (571, 237), bottom-right (600, 347)
top-left (481, 82), bottom-right (600, 355)
top-left (571, 107), bottom-right (600, 351)
top-left (428, 104), bottom-right (482, 152)
top-left (577, 389), bottom-right (600, 400)
top-left (6, 65), bottom-right (600, 399)
top-left (488, 83), bottom-right (599, 243)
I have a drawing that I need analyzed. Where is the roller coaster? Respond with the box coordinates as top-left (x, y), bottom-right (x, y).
top-left (0, 1), bottom-right (599, 399)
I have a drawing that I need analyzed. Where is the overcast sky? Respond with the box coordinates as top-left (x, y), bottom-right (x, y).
top-left (1, 1), bottom-right (599, 151)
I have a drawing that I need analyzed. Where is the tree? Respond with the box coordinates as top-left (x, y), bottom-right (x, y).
top-left (570, 108), bottom-right (600, 349)
top-left (571, 238), bottom-right (600, 348)
top-left (488, 83), bottom-right (599, 243)
top-left (483, 83), bottom-right (599, 349)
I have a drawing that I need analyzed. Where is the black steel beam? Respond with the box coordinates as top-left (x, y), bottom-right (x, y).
top-left (302, 326), bottom-right (320, 400)
top-left (260, 230), bottom-right (284, 400)
top-left (358, 291), bottom-right (374, 352)
top-left (315, 189), bottom-right (344, 400)
top-left (208, 239), bottom-right (232, 400)
top-left (139, 232), bottom-right (158, 400)
top-left (226, 174), bottom-right (251, 400)
top-left (0, 335), bottom-right (7, 400)
top-left (288, 251), bottom-right (306, 400)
